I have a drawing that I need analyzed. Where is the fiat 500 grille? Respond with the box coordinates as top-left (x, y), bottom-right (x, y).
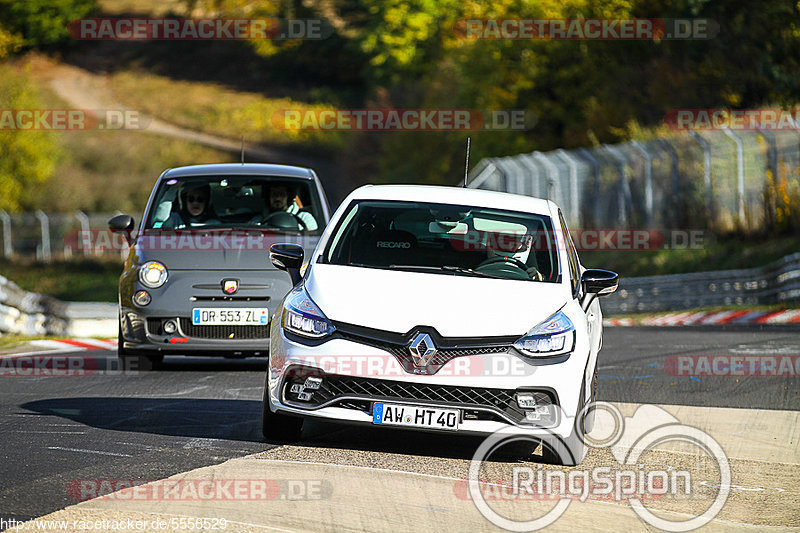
top-left (175, 318), bottom-right (270, 339)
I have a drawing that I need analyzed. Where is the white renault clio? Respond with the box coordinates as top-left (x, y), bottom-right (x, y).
top-left (263, 185), bottom-right (618, 465)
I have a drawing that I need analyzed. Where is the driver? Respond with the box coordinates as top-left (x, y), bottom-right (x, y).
top-left (251, 184), bottom-right (318, 231)
top-left (485, 231), bottom-right (543, 281)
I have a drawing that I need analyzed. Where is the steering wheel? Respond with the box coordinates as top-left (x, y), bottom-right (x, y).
top-left (476, 255), bottom-right (529, 271)
top-left (474, 255), bottom-right (540, 281)
top-left (257, 211), bottom-right (304, 231)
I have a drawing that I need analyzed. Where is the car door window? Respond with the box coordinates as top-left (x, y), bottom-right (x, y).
top-left (558, 210), bottom-right (580, 297)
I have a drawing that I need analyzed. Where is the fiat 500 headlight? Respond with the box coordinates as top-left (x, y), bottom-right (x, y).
top-left (513, 310), bottom-right (576, 357)
top-left (281, 285), bottom-right (335, 338)
top-left (139, 261), bottom-right (168, 288)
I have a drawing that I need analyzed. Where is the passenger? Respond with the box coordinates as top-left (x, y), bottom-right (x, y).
top-left (162, 183), bottom-right (219, 229)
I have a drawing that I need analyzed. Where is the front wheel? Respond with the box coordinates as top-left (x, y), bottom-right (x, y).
top-left (118, 353), bottom-right (163, 371)
top-left (541, 377), bottom-right (589, 466)
top-left (118, 327), bottom-right (162, 370)
top-left (261, 386), bottom-right (303, 442)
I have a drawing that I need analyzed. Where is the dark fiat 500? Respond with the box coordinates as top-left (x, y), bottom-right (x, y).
top-left (109, 163), bottom-right (331, 370)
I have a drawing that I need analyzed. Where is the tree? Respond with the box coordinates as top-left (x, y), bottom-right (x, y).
top-left (0, 0), bottom-right (97, 49)
top-left (0, 66), bottom-right (61, 212)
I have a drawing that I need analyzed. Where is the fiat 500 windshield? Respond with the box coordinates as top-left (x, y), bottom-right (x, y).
top-left (323, 200), bottom-right (560, 282)
top-left (145, 175), bottom-right (324, 233)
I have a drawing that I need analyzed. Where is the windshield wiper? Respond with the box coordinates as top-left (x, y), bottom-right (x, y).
top-left (387, 264), bottom-right (506, 279)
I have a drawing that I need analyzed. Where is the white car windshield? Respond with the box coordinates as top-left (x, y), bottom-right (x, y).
top-left (145, 175), bottom-right (323, 233)
top-left (324, 200), bottom-right (560, 282)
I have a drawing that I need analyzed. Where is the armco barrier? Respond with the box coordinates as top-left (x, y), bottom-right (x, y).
top-left (0, 276), bottom-right (116, 337)
top-left (603, 252), bottom-right (800, 315)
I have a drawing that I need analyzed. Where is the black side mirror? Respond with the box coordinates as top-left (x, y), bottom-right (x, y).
top-left (270, 243), bottom-right (304, 286)
top-left (582, 269), bottom-right (619, 295)
top-left (108, 214), bottom-right (135, 244)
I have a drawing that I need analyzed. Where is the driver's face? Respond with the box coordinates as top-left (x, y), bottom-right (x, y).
top-left (269, 187), bottom-right (289, 210)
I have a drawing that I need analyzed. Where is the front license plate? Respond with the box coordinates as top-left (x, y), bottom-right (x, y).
top-left (192, 308), bottom-right (270, 326)
top-left (372, 402), bottom-right (459, 431)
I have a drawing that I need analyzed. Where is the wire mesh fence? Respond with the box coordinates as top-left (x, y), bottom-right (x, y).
top-left (468, 129), bottom-right (800, 232)
top-left (2, 127), bottom-right (799, 262)
top-left (0, 211), bottom-right (128, 261)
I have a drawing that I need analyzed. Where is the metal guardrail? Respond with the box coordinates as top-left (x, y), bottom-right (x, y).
top-left (0, 210), bottom-right (125, 261)
top-left (603, 253), bottom-right (800, 315)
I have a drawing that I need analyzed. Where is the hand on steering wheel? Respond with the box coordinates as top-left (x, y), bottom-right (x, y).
top-left (478, 255), bottom-right (529, 271)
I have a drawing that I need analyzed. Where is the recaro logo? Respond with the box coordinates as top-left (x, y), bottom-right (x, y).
top-left (376, 241), bottom-right (411, 248)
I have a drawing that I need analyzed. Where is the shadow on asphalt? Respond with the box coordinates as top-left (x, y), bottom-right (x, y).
top-left (21, 397), bottom-right (264, 442)
top-left (20, 397), bottom-right (542, 463)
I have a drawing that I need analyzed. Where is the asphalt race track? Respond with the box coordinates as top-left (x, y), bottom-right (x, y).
top-left (1, 325), bottom-right (798, 531)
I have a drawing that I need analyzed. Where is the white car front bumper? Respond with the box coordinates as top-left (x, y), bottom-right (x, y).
top-left (267, 326), bottom-right (591, 440)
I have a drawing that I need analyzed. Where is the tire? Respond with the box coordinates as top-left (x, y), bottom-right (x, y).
top-left (583, 366), bottom-right (599, 433)
top-left (261, 384), bottom-right (303, 443)
top-left (118, 325), bottom-right (162, 371)
top-left (118, 353), bottom-right (162, 371)
top-left (540, 427), bottom-right (587, 466)
top-left (540, 376), bottom-right (588, 466)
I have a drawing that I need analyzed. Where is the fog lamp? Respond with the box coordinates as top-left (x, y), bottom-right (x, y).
top-left (133, 290), bottom-right (151, 306)
top-left (163, 319), bottom-right (177, 334)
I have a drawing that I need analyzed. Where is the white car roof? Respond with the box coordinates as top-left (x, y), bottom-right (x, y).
top-left (347, 184), bottom-right (556, 216)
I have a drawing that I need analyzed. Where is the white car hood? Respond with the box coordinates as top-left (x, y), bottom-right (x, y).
top-left (305, 264), bottom-right (569, 337)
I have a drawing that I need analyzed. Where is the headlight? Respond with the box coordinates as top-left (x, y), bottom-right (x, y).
top-left (139, 261), bottom-right (168, 288)
top-left (281, 285), bottom-right (335, 338)
top-left (513, 310), bottom-right (575, 357)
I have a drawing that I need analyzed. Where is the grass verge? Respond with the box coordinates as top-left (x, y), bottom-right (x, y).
top-left (20, 55), bottom-right (235, 213)
top-left (0, 258), bottom-right (121, 302)
top-left (108, 70), bottom-right (345, 154)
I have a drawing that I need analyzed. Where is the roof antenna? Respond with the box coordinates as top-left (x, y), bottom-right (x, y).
top-left (240, 135), bottom-right (245, 164)
top-left (462, 136), bottom-right (471, 187)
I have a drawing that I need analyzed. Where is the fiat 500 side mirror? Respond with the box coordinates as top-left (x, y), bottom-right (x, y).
top-left (108, 214), bottom-right (135, 245)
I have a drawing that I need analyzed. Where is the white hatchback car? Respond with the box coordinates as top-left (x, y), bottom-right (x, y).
top-left (262, 185), bottom-right (618, 465)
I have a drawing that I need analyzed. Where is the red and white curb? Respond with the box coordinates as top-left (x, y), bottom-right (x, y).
top-left (604, 309), bottom-right (800, 327)
top-left (2, 338), bottom-right (117, 358)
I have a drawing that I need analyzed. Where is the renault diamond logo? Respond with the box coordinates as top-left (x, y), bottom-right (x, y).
top-left (409, 333), bottom-right (437, 367)
top-left (222, 279), bottom-right (239, 295)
